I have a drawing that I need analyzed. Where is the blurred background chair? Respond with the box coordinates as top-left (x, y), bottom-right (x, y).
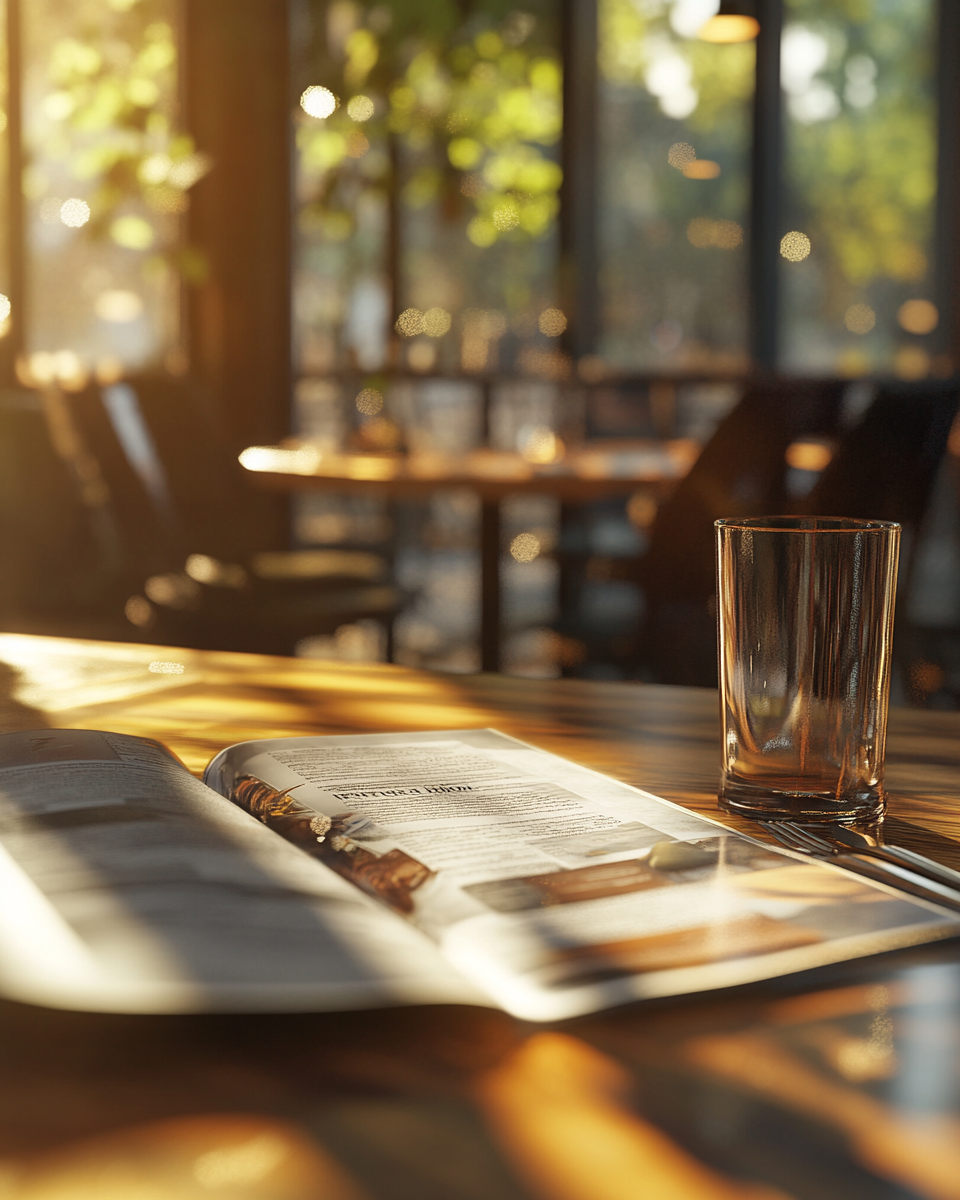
top-left (0, 388), bottom-right (122, 639)
top-left (804, 379), bottom-right (960, 706)
top-left (619, 377), bottom-right (847, 685)
top-left (616, 377), bottom-right (959, 689)
top-left (50, 376), bottom-right (400, 656)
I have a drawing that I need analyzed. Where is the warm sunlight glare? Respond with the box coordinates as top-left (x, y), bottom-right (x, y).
top-left (60, 197), bottom-right (91, 227)
top-left (698, 15), bottom-right (760, 43)
top-left (301, 85), bottom-right (338, 119)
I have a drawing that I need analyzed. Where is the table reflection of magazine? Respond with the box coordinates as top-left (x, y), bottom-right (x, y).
top-left (228, 775), bottom-right (434, 914)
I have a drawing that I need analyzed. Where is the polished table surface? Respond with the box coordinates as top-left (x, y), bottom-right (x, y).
top-left (0, 633), bottom-right (958, 1200)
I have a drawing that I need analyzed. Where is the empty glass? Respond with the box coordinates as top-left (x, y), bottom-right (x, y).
top-left (716, 517), bottom-right (900, 823)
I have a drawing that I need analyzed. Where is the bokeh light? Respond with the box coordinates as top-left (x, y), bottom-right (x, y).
top-left (422, 307), bottom-right (452, 337)
top-left (780, 231), bottom-right (811, 261)
top-left (0, 294), bottom-right (10, 322)
top-left (124, 595), bottom-right (153, 627)
top-left (167, 153), bottom-right (212, 189)
top-left (492, 203), bottom-right (520, 231)
top-left (897, 298), bottom-right (938, 334)
top-left (301, 85), bottom-right (338, 119)
top-left (538, 308), bottom-right (567, 337)
top-left (148, 659), bottom-right (185, 675)
top-left (698, 15), bottom-right (760, 43)
top-left (687, 218), bottom-right (743, 249)
top-left (627, 492), bottom-right (657, 529)
top-left (460, 173), bottom-right (484, 197)
top-left (347, 94), bottom-right (374, 121)
top-left (355, 388), bottom-right (384, 415)
top-left (466, 216), bottom-right (497, 247)
top-left (519, 425), bottom-right (562, 464)
top-left (785, 440), bottom-right (833, 471)
top-left (683, 159), bottom-right (721, 179)
top-left (395, 308), bottom-right (425, 337)
top-left (111, 215), bottom-right (155, 249)
top-left (510, 532), bottom-right (541, 563)
top-left (667, 142), bottom-right (696, 170)
top-left (95, 290), bottom-right (144, 322)
top-left (893, 345), bottom-right (931, 380)
top-left (59, 197), bottom-right (91, 227)
top-left (844, 304), bottom-right (876, 334)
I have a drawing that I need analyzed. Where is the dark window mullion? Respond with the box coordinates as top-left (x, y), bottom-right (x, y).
top-left (935, 0), bottom-right (960, 367)
top-left (560, 0), bottom-right (598, 364)
top-left (749, 0), bottom-right (784, 372)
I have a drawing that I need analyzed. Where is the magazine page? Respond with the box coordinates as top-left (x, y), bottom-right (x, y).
top-left (0, 729), bottom-right (484, 1013)
top-left (206, 728), bottom-right (960, 1021)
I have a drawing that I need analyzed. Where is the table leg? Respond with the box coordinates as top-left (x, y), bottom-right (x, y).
top-left (480, 499), bottom-right (501, 672)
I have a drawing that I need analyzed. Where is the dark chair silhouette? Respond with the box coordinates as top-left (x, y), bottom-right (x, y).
top-left (632, 377), bottom-right (959, 688)
top-left (802, 380), bottom-right (959, 529)
top-left (803, 379), bottom-right (960, 706)
top-left (634, 377), bottom-right (848, 686)
top-left (0, 389), bottom-right (126, 638)
top-left (68, 375), bottom-right (400, 656)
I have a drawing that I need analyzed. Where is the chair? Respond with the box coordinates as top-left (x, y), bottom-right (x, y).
top-left (802, 379), bottom-right (960, 529)
top-left (632, 377), bottom-right (848, 686)
top-left (804, 379), bottom-right (960, 707)
top-left (0, 388), bottom-right (127, 638)
top-left (628, 377), bottom-right (959, 688)
top-left (68, 375), bottom-right (400, 657)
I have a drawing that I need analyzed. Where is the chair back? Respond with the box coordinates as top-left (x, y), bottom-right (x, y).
top-left (634, 378), bottom-right (846, 685)
top-left (635, 377), bottom-right (959, 687)
top-left (803, 379), bottom-right (960, 529)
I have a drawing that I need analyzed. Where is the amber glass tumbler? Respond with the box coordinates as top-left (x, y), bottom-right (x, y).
top-left (716, 516), bottom-right (900, 822)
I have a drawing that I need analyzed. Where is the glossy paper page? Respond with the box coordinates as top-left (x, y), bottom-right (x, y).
top-left (206, 729), bottom-right (960, 1021)
top-left (0, 729), bottom-right (480, 1013)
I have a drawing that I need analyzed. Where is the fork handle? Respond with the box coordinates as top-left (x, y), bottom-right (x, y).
top-left (838, 853), bottom-right (960, 915)
top-left (858, 845), bottom-right (960, 894)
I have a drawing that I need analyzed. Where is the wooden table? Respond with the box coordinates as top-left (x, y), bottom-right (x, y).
top-left (245, 450), bottom-right (678, 672)
top-left (0, 632), bottom-right (958, 1200)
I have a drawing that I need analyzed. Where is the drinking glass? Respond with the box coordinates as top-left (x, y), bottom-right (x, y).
top-left (716, 516), bottom-right (900, 822)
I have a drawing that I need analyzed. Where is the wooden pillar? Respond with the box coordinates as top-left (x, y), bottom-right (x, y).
top-left (184, 0), bottom-right (293, 454)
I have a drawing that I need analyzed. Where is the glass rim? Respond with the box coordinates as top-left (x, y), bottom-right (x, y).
top-left (714, 515), bottom-right (900, 533)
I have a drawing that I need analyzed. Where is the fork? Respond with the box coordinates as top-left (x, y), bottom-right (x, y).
top-left (759, 821), bottom-right (960, 914)
top-left (805, 823), bottom-right (960, 892)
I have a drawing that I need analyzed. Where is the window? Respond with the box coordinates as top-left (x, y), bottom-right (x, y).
top-left (292, 0), bottom-right (563, 386)
top-left (4, 0), bottom-right (194, 387)
top-left (597, 0), bottom-right (753, 373)
top-left (779, 0), bottom-right (941, 379)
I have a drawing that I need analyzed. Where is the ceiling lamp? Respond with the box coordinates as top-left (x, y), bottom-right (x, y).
top-left (698, 1), bottom-right (760, 43)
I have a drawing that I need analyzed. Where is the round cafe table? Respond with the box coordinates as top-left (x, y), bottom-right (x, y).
top-left (242, 444), bottom-right (691, 671)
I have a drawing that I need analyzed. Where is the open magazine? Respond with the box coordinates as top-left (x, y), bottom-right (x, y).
top-left (0, 726), bottom-right (956, 1021)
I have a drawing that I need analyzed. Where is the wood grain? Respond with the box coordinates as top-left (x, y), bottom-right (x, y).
top-left (0, 633), bottom-right (957, 1200)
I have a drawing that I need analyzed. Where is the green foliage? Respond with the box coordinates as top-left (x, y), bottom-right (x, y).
top-left (31, 2), bottom-right (208, 283)
top-left (784, 0), bottom-right (936, 303)
top-left (298, 1), bottom-right (561, 249)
